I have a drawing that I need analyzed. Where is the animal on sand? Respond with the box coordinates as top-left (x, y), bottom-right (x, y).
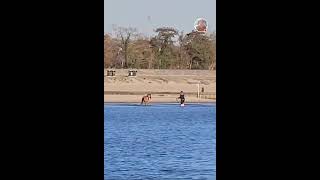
top-left (141, 94), bottom-right (152, 105)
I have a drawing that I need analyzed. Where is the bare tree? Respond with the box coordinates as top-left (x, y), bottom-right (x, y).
top-left (113, 26), bottom-right (138, 68)
top-left (127, 37), bottom-right (153, 68)
top-left (104, 33), bottom-right (116, 68)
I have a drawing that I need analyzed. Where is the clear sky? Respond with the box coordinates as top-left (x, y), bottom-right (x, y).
top-left (104, 0), bottom-right (216, 36)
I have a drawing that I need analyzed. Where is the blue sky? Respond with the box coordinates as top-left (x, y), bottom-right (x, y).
top-left (104, 0), bottom-right (216, 36)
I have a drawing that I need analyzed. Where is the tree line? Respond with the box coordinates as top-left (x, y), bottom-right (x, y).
top-left (104, 26), bottom-right (216, 70)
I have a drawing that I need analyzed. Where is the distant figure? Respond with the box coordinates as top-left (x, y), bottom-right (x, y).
top-left (141, 94), bottom-right (152, 105)
top-left (177, 91), bottom-right (185, 106)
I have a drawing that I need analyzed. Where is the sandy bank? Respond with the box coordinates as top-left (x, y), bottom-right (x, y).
top-left (104, 94), bottom-right (215, 103)
top-left (104, 69), bottom-right (216, 103)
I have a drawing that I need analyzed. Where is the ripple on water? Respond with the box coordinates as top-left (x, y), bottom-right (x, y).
top-left (104, 104), bottom-right (216, 180)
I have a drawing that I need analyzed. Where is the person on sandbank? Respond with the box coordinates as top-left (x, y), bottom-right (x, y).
top-left (177, 91), bottom-right (185, 106)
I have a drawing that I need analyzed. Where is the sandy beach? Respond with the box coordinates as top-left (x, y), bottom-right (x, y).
top-left (104, 94), bottom-right (216, 103)
top-left (104, 69), bottom-right (216, 103)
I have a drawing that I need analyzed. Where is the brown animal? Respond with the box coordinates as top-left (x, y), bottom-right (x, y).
top-left (141, 94), bottom-right (152, 105)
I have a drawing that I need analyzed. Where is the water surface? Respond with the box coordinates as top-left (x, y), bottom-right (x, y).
top-left (104, 103), bottom-right (216, 180)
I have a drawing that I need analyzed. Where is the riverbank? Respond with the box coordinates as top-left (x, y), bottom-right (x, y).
top-left (104, 69), bottom-right (216, 103)
top-left (104, 94), bottom-right (216, 103)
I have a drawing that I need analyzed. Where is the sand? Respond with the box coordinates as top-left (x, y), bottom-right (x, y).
top-left (104, 69), bottom-right (216, 103)
top-left (104, 94), bottom-right (216, 103)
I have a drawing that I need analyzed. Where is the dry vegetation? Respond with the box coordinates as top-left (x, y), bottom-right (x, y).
top-left (104, 26), bottom-right (216, 70)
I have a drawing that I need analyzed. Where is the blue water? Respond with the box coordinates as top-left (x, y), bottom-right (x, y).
top-left (104, 103), bottom-right (216, 180)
